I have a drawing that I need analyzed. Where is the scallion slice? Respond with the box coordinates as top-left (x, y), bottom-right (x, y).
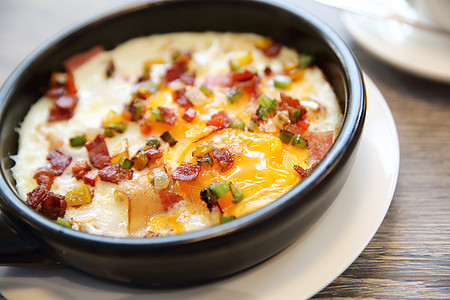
top-left (132, 104), bottom-right (142, 122)
top-left (220, 215), bottom-right (236, 223)
top-left (109, 123), bottom-right (127, 133)
top-left (152, 107), bottom-right (163, 122)
top-left (119, 156), bottom-right (134, 169)
top-left (292, 134), bottom-right (308, 148)
top-left (298, 53), bottom-right (314, 68)
top-left (279, 129), bottom-right (295, 144)
top-left (104, 128), bottom-right (115, 137)
top-left (257, 94), bottom-right (273, 108)
top-left (229, 182), bottom-right (245, 203)
top-left (146, 137), bottom-right (161, 148)
top-left (293, 109), bottom-right (302, 123)
top-left (199, 84), bottom-right (213, 97)
top-left (160, 130), bottom-right (177, 146)
top-left (69, 135), bottom-right (86, 147)
top-left (273, 75), bottom-right (292, 89)
top-left (229, 122), bottom-right (245, 130)
top-left (209, 181), bottom-right (230, 198)
top-left (56, 217), bottom-right (71, 228)
top-left (226, 86), bottom-right (243, 103)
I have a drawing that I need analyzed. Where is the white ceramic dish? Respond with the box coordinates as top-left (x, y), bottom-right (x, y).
top-left (342, 11), bottom-right (450, 83)
top-left (0, 74), bottom-right (399, 300)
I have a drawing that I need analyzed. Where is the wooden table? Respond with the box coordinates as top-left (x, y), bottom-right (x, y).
top-left (1, 0), bottom-right (449, 298)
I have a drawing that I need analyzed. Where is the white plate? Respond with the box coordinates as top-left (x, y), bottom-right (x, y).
top-left (0, 75), bottom-right (399, 300)
top-left (342, 11), bottom-right (450, 83)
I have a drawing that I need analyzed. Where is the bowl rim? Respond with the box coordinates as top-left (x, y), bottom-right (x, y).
top-left (0, 0), bottom-right (366, 248)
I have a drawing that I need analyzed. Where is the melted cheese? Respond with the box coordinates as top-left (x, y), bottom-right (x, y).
top-left (12, 32), bottom-right (342, 237)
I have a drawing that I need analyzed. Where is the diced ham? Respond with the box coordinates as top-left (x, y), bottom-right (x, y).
top-left (172, 163), bottom-right (201, 181)
top-left (85, 135), bottom-right (111, 169)
top-left (63, 45), bottom-right (105, 73)
top-left (98, 164), bottom-right (133, 184)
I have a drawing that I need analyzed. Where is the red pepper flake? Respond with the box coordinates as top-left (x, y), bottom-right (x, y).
top-left (183, 107), bottom-right (196, 122)
top-left (211, 148), bottom-right (234, 172)
top-left (98, 164), bottom-right (133, 184)
top-left (47, 149), bottom-right (72, 176)
top-left (85, 135), bottom-right (111, 169)
top-left (172, 162), bottom-right (201, 181)
top-left (158, 106), bottom-right (177, 125)
top-left (33, 167), bottom-right (55, 191)
top-left (173, 88), bottom-right (193, 107)
top-left (159, 187), bottom-right (183, 210)
top-left (39, 192), bottom-right (67, 220)
top-left (207, 111), bottom-right (232, 129)
top-left (48, 94), bottom-right (79, 122)
top-left (26, 185), bottom-right (48, 209)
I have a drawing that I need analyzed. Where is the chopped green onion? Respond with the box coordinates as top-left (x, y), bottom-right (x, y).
top-left (220, 215), bottom-right (236, 223)
top-left (109, 123), bottom-right (128, 133)
top-left (229, 59), bottom-right (241, 71)
top-left (132, 104), bottom-right (142, 122)
top-left (257, 94), bottom-right (273, 108)
top-left (152, 107), bottom-right (163, 122)
top-left (146, 137), bottom-right (161, 148)
top-left (171, 50), bottom-right (181, 61)
top-left (293, 109), bottom-right (302, 123)
top-left (279, 129), bottom-right (295, 144)
top-left (160, 130), bottom-right (177, 146)
top-left (273, 75), bottom-right (292, 89)
top-left (256, 99), bottom-right (278, 120)
top-left (56, 217), bottom-right (71, 228)
top-left (119, 156), bottom-right (134, 169)
top-left (292, 134), bottom-right (308, 148)
top-left (209, 180), bottom-right (230, 198)
top-left (229, 122), bottom-right (245, 130)
top-left (297, 53), bottom-right (314, 68)
top-left (226, 86), bottom-right (243, 103)
top-left (141, 81), bottom-right (159, 94)
top-left (104, 128), bottom-right (115, 137)
top-left (229, 182), bottom-right (245, 203)
top-left (200, 84), bottom-right (213, 97)
top-left (248, 120), bottom-right (259, 131)
top-left (69, 135), bottom-right (86, 147)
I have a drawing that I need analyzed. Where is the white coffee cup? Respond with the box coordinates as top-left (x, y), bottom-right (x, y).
top-left (405, 0), bottom-right (450, 31)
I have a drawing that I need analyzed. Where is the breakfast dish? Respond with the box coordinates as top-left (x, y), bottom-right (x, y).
top-left (342, 11), bottom-right (450, 83)
top-left (12, 32), bottom-right (343, 237)
top-left (0, 74), bottom-right (398, 299)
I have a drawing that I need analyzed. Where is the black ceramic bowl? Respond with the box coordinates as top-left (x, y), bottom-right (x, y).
top-left (0, 0), bottom-right (365, 287)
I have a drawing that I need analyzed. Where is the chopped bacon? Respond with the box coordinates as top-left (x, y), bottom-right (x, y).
top-left (106, 59), bottom-right (115, 78)
top-left (143, 147), bottom-right (163, 160)
top-left (180, 71), bottom-right (196, 85)
top-left (183, 107), bottom-right (196, 122)
top-left (158, 106), bottom-right (177, 125)
top-left (293, 164), bottom-right (316, 179)
top-left (85, 135), bottom-right (111, 169)
top-left (46, 86), bottom-right (66, 99)
top-left (33, 167), bottom-right (55, 191)
top-left (306, 131), bottom-right (334, 163)
top-left (39, 192), bottom-right (67, 220)
top-left (280, 93), bottom-right (302, 109)
top-left (173, 88), bottom-right (193, 107)
top-left (207, 111), bottom-right (232, 129)
top-left (26, 185), bottom-right (48, 209)
top-left (211, 148), bottom-right (234, 172)
top-left (297, 117), bottom-right (310, 130)
top-left (230, 70), bottom-right (256, 82)
top-left (47, 149), bottom-right (72, 176)
top-left (204, 74), bottom-right (234, 88)
top-left (165, 63), bottom-right (187, 83)
top-left (264, 66), bottom-right (272, 76)
top-left (263, 43), bottom-right (282, 57)
top-left (71, 160), bottom-right (91, 180)
top-left (48, 94), bottom-right (79, 122)
top-left (172, 163), bottom-right (201, 181)
top-left (98, 164), bottom-right (133, 184)
top-left (139, 123), bottom-right (152, 135)
top-left (83, 171), bottom-right (98, 186)
top-left (158, 187), bottom-right (183, 210)
top-left (240, 75), bottom-right (261, 97)
top-left (63, 45), bottom-right (105, 73)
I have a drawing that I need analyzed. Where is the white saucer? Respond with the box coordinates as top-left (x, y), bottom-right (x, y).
top-left (342, 12), bottom-right (450, 83)
top-left (0, 75), bottom-right (399, 300)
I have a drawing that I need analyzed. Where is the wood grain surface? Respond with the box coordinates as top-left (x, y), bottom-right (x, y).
top-left (1, 0), bottom-right (449, 299)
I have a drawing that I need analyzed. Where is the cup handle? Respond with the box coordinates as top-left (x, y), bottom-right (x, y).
top-left (0, 211), bottom-right (60, 267)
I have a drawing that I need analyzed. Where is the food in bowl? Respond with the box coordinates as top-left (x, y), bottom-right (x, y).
top-left (12, 32), bottom-right (343, 238)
